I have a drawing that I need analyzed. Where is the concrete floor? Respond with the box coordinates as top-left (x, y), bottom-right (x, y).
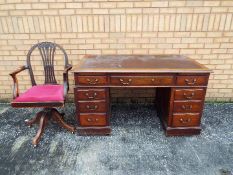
top-left (0, 103), bottom-right (232, 175)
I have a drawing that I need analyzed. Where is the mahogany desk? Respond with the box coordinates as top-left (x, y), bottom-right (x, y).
top-left (73, 55), bottom-right (211, 136)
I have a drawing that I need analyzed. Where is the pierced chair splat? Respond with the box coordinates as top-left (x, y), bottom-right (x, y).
top-left (9, 42), bottom-right (75, 147)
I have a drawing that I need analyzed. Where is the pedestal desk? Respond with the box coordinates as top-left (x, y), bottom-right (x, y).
top-left (73, 55), bottom-right (211, 136)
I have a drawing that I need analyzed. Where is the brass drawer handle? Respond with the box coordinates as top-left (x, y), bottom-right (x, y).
top-left (86, 105), bottom-right (98, 111)
top-left (86, 78), bottom-right (99, 85)
top-left (185, 78), bottom-right (197, 85)
top-left (119, 78), bottom-right (132, 85)
top-left (181, 105), bottom-right (192, 110)
top-left (87, 118), bottom-right (99, 122)
top-left (151, 78), bottom-right (161, 83)
top-left (183, 92), bottom-right (195, 99)
top-left (179, 118), bottom-right (191, 123)
top-left (85, 92), bottom-right (97, 99)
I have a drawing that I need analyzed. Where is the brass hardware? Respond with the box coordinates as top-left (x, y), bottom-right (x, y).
top-left (86, 105), bottom-right (98, 111)
top-left (181, 105), bottom-right (192, 110)
top-left (85, 92), bottom-right (97, 99)
top-left (87, 118), bottom-right (99, 122)
top-left (119, 78), bottom-right (132, 85)
top-left (183, 92), bottom-right (195, 99)
top-left (87, 118), bottom-right (92, 122)
top-left (179, 118), bottom-right (191, 123)
top-left (185, 78), bottom-right (197, 85)
top-left (86, 78), bottom-right (99, 85)
top-left (151, 78), bottom-right (161, 83)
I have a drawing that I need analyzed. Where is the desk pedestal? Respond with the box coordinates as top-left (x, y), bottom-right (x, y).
top-left (157, 87), bottom-right (205, 136)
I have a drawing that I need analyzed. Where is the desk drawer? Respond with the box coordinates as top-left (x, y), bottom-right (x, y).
top-left (110, 76), bottom-right (174, 86)
top-left (79, 113), bottom-right (107, 126)
top-left (75, 88), bottom-right (106, 101)
top-left (172, 113), bottom-right (200, 127)
top-left (176, 76), bottom-right (208, 86)
top-left (174, 88), bottom-right (205, 100)
top-left (77, 101), bottom-right (107, 113)
top-left (173, 101), bottom-right (203, 113)
top-left (75, 76), bottom-right (108, 86)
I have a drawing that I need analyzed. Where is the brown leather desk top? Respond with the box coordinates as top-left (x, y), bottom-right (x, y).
top-left (73, 55), bottom-right (211, 73)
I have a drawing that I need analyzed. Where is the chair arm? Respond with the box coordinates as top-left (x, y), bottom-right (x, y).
top-left (63, 64), bottom-right (72, 97)
top-left (9, 65), bottom-right (28, 99)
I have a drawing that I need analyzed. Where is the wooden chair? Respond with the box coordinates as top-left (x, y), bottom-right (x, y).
top-left (9, 42), bottom-right (75, 147)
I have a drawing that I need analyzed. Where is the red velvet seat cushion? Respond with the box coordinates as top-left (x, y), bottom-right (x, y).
top-left (13, 85), bottom-right (64, 103)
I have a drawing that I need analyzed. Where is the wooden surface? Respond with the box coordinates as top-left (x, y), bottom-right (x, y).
top-left (73, 55), bottom-right (211, 73)
top-left (73, 55), bottom-right (211, 136)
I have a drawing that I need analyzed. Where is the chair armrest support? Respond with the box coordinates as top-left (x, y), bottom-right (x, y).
top-left (9, 65), bottom-right (28, 99)
top-left (63, 64), bottom-right (72, 97)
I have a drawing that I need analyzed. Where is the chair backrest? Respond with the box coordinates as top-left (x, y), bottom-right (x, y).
top-left (26, 42), bottom-right (68, 86)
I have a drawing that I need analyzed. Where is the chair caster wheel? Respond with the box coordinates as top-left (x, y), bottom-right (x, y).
top-left (72, 131), bottom-right (75, 134)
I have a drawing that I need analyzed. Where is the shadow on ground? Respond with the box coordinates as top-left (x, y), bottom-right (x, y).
top-left (0, 103), bottom-right (232, 175)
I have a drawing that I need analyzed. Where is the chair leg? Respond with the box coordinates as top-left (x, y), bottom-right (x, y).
top-left (51, 108), bottom-right (76, 133)
top-left (32, 113), bottom-right (49, 147)
top-left (27, 108), bottom-right (75, 147)
top-left (25, 111), bottom-right (43, 127)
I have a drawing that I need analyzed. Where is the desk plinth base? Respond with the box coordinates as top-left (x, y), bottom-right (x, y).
top-left (165, 127), bottom-right (201, 136)
top-left (161, 120), bottom-right (201, 136)
top-left (77, 126), bottom-right (111, 135)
